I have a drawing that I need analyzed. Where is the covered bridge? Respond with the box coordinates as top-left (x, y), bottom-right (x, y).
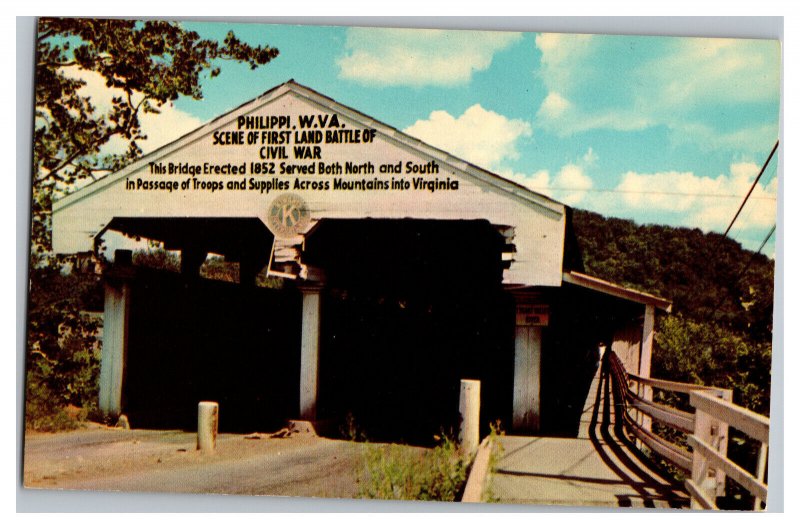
top-left (52, 80), bottom-right (670, 441)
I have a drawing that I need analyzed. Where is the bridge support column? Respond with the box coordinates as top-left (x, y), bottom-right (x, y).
top-left (299, 281), bottom-right (324, 421)
top-left (512, 327), bottom-right (543, 432)
top-left (638, 304), bottom-right (655, 434)
top-left (99, 250), bottom-right (134, 417)
top-left (510, 291), bottom-right (545, 433)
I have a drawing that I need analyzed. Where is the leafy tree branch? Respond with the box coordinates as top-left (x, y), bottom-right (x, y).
top-left (32, 17), bottom-right (279, 258)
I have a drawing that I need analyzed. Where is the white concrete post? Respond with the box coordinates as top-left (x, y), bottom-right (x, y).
top-left (197, 401), bottom-right (219, 452)
top-left (299, 284), bottom-right (323, 421)
top-left (512, 326), bottom-right (543, 432)
top-left (459, 379), bottom-right (481, 454)
top-left (98, 281), bottom-right (131, 416)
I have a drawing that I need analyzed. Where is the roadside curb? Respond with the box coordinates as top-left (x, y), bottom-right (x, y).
top-left (461, 436), bottom-right (493, 503)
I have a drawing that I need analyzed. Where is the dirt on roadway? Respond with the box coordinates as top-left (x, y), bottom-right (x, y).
top-left (23, 424), bottom-right (391, 499)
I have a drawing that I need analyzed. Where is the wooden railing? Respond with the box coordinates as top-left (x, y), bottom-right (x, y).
top-left (606, 351), bottom-right (770, 510)
top-left (686, 391), bottom-right (770, 510)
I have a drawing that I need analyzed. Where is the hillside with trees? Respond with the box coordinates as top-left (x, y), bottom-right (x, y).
top-left (571, 208), bottom-right (775, 416)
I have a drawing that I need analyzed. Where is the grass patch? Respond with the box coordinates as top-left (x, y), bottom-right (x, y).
top-left (358, 436), bottom-right (468, 502)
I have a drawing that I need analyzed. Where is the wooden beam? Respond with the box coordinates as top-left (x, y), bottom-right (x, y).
top-left (640, 305), bottom-right (655, 378)
top-left (624, 414), bottom-right (692, 471)
top-left (639, 304), bottom-right (655, 434)
top-left (628, 373), bottom-right (727, 397)
top-left (512, 326), bottom-right (542, 432)
top-left (686, 479), bottom-right (719, 510)
top-left (688, 435), bottom-right (768, 502)
top-left (461, 436), bottom-right (493, 503)
top-left (690, 391), bottom-right (770, 444)
top-left (628, 393), bottom-right (695, 433)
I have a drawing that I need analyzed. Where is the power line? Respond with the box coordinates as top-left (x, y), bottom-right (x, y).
top-left (694, 140), bottom-right (779, 322)
top-left (754, 225), bottom-right (776, 256)
top-left (708, 222), bottom-right (775, 322)
top-left (526, 186), bottom-right (777, 200)
top-left (525, 157), bottom-right (779, 202)
top-left (729, 162), bottom-right (779, 243)
top-left (722, 140), bottom-right (779, 238)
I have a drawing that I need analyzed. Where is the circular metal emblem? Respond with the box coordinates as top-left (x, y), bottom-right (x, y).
top-left (267, 193), bottom-right (310, 238)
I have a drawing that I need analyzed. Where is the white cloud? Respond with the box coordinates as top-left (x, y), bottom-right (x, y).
top-left (62, 66), bottom-right (204, 155)
top-left (651, 38), bottom-right (780, 107)
top-left (500, 154), bottom-right (776, 241)
top-left (135, 105), bottom-right (204, 154)
top-left (501, 169), bottom-right (551, 195)
top-left (338, 28), bottom-right (522, 87)
top-left (500, 160), bottom-right (594, 206)
top-left (404, 104), bottom-right (532, 168)
top-left (535, 33), bottom-right (593, 58)
top-left (533, 34), bottom-right (780, 148)
top-left (582, 147), bottom-right (598, 165)
top-left (612, 162), bottom-right (777, 232)
top-left (537, 92), bottom-right (571, 120)
top-left (554, 164), bottom-right (594, 204)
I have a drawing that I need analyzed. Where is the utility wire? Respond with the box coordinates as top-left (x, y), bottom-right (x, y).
top-left (708, 222), bottom-right (776, 321)
top-left (722, 140), bottom-right (779, 238)
top-left (705, 140), bottom-right (778, 263)
top-left (755, 225), bottom-right (777, 256)
top-left (695, 140), bottom-right (779, 323)
top-left (529, 187), bottom-right (777, 200)
top-left (729, 162), bottom-right (779, 243)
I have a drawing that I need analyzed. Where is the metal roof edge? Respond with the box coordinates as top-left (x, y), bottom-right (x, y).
top-left (562, 271), bottom-right (673, 312)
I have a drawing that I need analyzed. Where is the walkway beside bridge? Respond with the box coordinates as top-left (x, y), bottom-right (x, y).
top-left (487, 361), bottom-right (690, 508)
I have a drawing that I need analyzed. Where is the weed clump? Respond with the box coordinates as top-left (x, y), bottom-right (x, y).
top-left (482, 420), bottom-right (506, 502)
top-left (358, 436), bottom-right (467, 502)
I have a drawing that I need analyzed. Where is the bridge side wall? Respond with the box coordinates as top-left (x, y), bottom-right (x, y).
top-left (612, 321), bottom-right (643, 376)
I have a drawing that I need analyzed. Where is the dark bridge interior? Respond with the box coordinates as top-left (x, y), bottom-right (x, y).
top-left (305, 219), bottom-right (515, 445)
top-left (540, 283), bottom-right (645, 437)
top-left (124, 268), bottom-right (301, 433)
top-left (115, 217), bottom-right (637, 443)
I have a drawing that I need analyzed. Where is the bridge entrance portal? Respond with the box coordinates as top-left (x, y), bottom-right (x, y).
top-left (306, 219), bottom-right (514, 444)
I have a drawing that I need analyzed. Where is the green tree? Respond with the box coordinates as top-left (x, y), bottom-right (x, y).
top-left (25, 267), bottom-right (104, 430)
top-left (26, 17), bottom-right (278, 429)
top-left (33, 17), bottom-right (278, 259)
top-left (653, 314), bottom-right (770, 415)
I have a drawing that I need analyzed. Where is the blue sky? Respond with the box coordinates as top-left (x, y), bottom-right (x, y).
top-left (130, 21), bottom-right (780, 255)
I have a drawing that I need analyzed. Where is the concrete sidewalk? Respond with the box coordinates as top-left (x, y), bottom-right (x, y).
top-left (487, 364), bottom-right (688, 508)
top-left (488, 434), bottom-right (688, 508)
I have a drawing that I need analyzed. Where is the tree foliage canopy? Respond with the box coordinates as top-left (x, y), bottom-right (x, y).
top-left (572, 209), bottom-right (774, 342)
top-left (32, 18), bottom-right (279, 256)
top-left (26, 18), bottom-right (278, 429)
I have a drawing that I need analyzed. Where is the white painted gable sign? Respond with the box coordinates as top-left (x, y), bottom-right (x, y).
top-left (53, 81), bottom-right (567, 286)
